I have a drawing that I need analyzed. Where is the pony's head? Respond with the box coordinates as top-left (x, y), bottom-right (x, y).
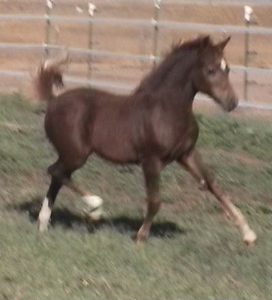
top-left (192, 35), bottom-right (238, 112)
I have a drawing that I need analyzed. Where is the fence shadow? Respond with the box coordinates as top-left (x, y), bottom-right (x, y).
top-left (9, 196), bottom-right (186, 238)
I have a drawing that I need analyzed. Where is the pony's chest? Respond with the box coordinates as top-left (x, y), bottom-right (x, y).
top-left (161, 118), bottom-right (199, 160)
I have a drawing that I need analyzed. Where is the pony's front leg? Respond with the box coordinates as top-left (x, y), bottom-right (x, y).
top-left (134, 159), bottom-right (162, 244)
top-left (179, 149), bottom-right (257, 246)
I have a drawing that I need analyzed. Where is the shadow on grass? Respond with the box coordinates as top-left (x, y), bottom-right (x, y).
top-left (9, 196), bottom-right (186, 238)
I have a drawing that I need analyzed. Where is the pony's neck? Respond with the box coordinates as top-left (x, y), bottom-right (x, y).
top-left (162, 81), bottom-right (197, 115)
top-left (135, 49), bottom-right (198, 98)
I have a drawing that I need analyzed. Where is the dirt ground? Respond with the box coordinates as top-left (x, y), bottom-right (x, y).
top-left (0, 0), bottom-right (272, 118)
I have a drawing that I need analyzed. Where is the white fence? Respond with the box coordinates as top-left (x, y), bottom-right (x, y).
top-left (0, 0), bottom-right (272, 110)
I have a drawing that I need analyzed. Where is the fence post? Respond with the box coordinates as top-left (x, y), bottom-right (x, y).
top-left (44, 0), bottom-right (54, 57)
top-left (87, 3), bottom-right (96, 84)
top-left (243, 6), bottom-right (252, 102)
top-left (152, 0), bottom-right (162, 66)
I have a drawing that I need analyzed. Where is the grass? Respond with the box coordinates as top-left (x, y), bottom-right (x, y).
top-left (0, 94), bottom-right (272, 299)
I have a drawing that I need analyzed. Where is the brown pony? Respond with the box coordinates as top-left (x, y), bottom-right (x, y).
top-left (34, 35), bottom-right (256, 245)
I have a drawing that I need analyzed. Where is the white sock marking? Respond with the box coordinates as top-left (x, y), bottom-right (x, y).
top-left (38, 197), bottom-right (51, 231)
top-left (82, 195), bottom-right (103, 220)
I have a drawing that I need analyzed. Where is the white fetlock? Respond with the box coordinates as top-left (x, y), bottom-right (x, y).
top-left (38, 197), bottom-right (51, 232)
top-left (82, 195), bottom-right (103, 221)
top-left (243, 229), bottom-right (257, 246)
top-left (38, 220), bottom-right (49, 232)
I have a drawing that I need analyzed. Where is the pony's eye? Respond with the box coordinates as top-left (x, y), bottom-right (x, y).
top-left (207, 67), bottom-right (215, 75)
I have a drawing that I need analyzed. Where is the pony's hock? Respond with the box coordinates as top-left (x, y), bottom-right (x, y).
top-left (34, 35), bottom-right (256, 246)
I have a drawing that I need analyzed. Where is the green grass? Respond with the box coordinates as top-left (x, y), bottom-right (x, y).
top-left (197, 113), bottom-right (272, 162)
top-left (0, 94), bottom-right (272, 299)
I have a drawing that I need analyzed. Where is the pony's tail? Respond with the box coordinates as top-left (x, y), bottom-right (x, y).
top-left (33, 50), bottom-right (69, 103)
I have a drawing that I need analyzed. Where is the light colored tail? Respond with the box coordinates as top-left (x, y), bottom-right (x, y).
top-left (33, 50), bottom-right (69, 103)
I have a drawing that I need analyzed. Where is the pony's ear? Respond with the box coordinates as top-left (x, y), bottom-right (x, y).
top-left (198, 35), bottom-right (211, 49)
top-left (216, 36), bottom-right (231, 53)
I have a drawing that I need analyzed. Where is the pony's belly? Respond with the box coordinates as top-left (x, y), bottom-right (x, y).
top-left (94, 142), bottom-right (139, 164)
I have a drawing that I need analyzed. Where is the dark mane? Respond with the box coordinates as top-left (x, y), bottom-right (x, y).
top-left (170, 35), bottom-right (212, 54)
top-left (134, 35), bottom-right (213, 94)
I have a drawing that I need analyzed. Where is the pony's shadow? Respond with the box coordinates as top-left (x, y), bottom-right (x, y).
top-left (10, 197), bottom-right (186, 238)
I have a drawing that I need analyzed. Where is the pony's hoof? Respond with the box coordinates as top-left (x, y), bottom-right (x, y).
top-left (131, 232), bottom-right (147, 245)
top-left (88, 206), bottom-right (103, 221)
top-left (38, 221), bottom-right (48, 232)
top-left (83, 195), bottom-right (103, 221)
top-left (243, 230), bottom-right (257, 246)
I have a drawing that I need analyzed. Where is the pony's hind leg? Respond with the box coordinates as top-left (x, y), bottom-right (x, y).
top-left (38, 155), bottom-right (104, 231)
top-left (178, 149), bottom-right (257, 245)
top-left (38, 160), bottom-right (66, 231)
top-left (134, 158), bottom-right (162, 244)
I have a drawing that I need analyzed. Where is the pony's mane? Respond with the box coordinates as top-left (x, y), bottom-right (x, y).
top-left (134, 35), bottom-right (213, 94)
top-left (170, 35), bottom-right (212, 55)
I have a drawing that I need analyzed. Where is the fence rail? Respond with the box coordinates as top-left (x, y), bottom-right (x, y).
top-left (1, 0), bottom-right (272, 5)
top-left (1, 14), bottom-right (272, 35)
top-left (1, 42), bottom-right (272, 77)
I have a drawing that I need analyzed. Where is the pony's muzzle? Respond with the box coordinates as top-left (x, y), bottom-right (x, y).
top-left (212, 85), bottom-right (239, 112)
top-left (226, 96), bottom-right (239, 112)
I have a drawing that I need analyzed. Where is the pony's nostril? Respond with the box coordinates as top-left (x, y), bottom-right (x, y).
top-left (227, 98), bottom-right (238, 112)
